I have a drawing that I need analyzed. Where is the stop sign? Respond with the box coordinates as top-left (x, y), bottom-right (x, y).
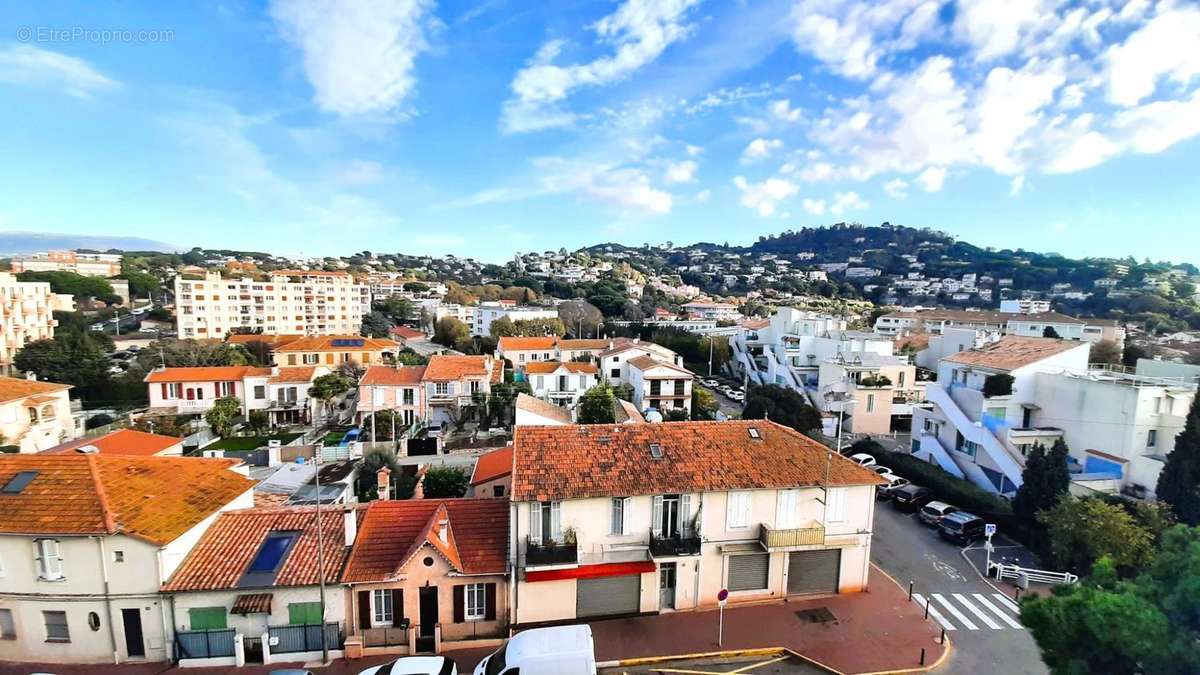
top-left (717, 588), bottom-right (729, 603)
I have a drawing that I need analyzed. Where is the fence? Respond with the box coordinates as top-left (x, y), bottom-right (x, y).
top-left (362, 626), bottom-right (409, 647)
top-left (267, 622), bottom-right (342, 654)
top-left (991, 562), bottom-right (1078, 586)
top-left (175, 628), bottom-right (236, 659)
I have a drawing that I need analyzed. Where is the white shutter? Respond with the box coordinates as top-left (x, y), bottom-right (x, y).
top-left (550, 502), bottom-right (562, 541)
top-left (36, 539), bottom-right (63, 581)
top-left (652, 496), bottom-right (664, 536)
top-left (622, 497), bottom-right (632, 535)
top-left (529, 502), bottom-right (542, 545)
top-left (727, 492), bottom-right (751, 529)
top-left (777, 490), bottom-right (798, 529)
top-left (680, 494), bottom-right (693, 536)
top-left (740, 492), bottom-right (752, 528)
top-left (826, 488), bottom-right (847, 523)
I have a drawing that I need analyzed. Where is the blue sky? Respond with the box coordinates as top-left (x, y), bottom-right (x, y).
top-left (0, 0), bottom-right (1197, 263)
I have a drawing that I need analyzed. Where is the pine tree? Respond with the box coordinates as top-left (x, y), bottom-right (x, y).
top-left (1013, 439), bottom-right (1071, 547)
top-left (1157, 396), bottom-right (1200, 525)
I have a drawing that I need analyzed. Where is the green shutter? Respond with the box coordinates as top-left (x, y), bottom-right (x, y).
top-left (188, 607), bottom-right (227, 630)
top-left (288, 602), bottom-right (323, 626)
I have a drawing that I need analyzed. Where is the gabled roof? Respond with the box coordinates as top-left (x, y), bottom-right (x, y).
top-left (613, 398), bottom-right (645, 424)
top-left (0, 376), bottom-right (71, 404)
top-left (942, 336), bottom-right (1085, 372)
top-left (515, 393), bottom-right (572, 425)
top-left (145, 366), bottom-right (273, 383)
top-left (162, 505), bottom-right (357, 591)
top-left (511, 420), bottom-right (884, 502)
top-left (269, 366), bottom-right (321, 384)
top-left (389, 326), bottom-right (426, 340)
top-left (498, 336), bottom-right (557, 351)
top-left (0, 455), bottom-right (252, 545)
top-left (558, 339), bottom-right (608, 350)
top-left (42, 428), bottom-right (182, 457)
top-left (361, 365), bottom-right (426, 386)
top-left (226, 334), bottom-right (305, 348)
top-left (423, 355), bottom-right (493, 381)
top-left (342, 499), bottom-right (509, 582)
top-left (470, 446), bottom-right (514, 486)
top-left (274, 336), bottom-right (399, 353)
top-left (627, 355), bottom-right (692, 376)
top-left (523, 361), bottom-right (599, 375)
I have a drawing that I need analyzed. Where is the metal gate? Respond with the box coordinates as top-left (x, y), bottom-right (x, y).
top-left (577, 575), bottom-right (640, 618)
top-left (727, 553), bottom-right (769, 592)
top-left (786, 549), bottom-right (841, 595)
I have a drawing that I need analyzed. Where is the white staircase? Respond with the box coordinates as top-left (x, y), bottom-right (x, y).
top-left (923, 384), bottom-right (1024, 495)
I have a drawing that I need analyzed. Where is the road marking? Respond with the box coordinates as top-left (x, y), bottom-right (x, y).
top-left (932, 593), bottom-right (979, 630)
top-left (992, 592), bottom-right (1021, 614)
top-left (912, 593), bottom-right (956, 631)
top-left (954, 593), bottom-right (1002, 629)
top-left (973, 594), bottom-right (1024, 629)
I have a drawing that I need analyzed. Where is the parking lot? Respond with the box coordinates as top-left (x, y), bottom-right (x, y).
top-left (696, 376), bottom-right (745, 418)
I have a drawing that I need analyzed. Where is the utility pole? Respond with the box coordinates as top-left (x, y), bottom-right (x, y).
top-left (707, 337), bottom-right (713, 377)
top-left (314, 449), bottom-right (329, 663)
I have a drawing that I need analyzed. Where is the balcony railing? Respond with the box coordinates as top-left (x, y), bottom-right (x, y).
top-left (649, 532), bottom-right (701, 557)
top-left (759, 523), bottom-right (825, 549)
top-left (525, 540), bottom-right (578, 567)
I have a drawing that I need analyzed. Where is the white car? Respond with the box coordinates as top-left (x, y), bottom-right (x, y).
top-left (727, 390), bottom-right (745, 402)
top-left (357, 656), bottom-right (456, 675)
top-left (871, 465), bottom-right (891, 475)
top-left (848, 453), bottom-right (877, 467)
top-left (701, 379), bottom-right (719, 388)
top-left (877, 473), bottom-right (910, 500)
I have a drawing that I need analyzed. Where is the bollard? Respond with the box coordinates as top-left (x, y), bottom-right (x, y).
top-left (908, 580), bottom-right (914, 601)
top-left (940, 628), bottom-right (946, 644)
top-left (924, 599), bottom-right (930, 620)
top-left (920, 648), bottom-right (926, 666)
top-left (1014, 587), bottom-right (1022, 602)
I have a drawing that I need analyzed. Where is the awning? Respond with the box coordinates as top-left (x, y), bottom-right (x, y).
top-left (231, 593), bottom-right (273, 615)
top-left (719, 542), bottom-right (764, 555)
top-left (526, 561), bottom-right (655, 583)
top-left (1020, 403), bottom-right (1041, 410)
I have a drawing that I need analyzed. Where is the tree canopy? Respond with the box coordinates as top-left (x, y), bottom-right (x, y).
top-left (423, 465), bottom-right (470, 498)
top-left (578, 384), bottom-right (617, 424)
top-left (1038, 496), bottom-right (1155, 575)
top-left (204, 396), bottom-right (241, 437)
top-left (1156, 394), bottom-right (1200, 525)
top-left (742, 384), bottom-right (822, 434)
top-left (1013, 439), bottom-right (1071, 547)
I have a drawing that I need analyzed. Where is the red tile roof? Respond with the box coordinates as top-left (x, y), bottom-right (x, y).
top-left (162, 506), bottom-right (358, 591)
top-left (515, 393), bottom-right (573, 424)
top-left (0, 376), bottom-right (71, 404)
top-left (43, 428), bottom-right (182, 457)
top-left (498, 336), bottom-right (557, 351)
top-left (145, 366), bottom-right (272, 383)
top-left (511, 420), bottom-right (884, 502)
top-left (342, 499), bottom-right (509, 582)
top-left (627, 355), bottom-right (692, 376)
top-left (361, 365), bottom-right (426, 386)
top-left (0, 455), bottom-right (252, 545)
top-left (523, 361), bottom-right (598, 375)
top-left (470, 447), bottom-right (514, 486)
top-left (269, 366), bottom-right (320, 384)
top-left (558, 339), bottom-right (609, 350)
top-left (274, 335), bottom-right (399, 353)
top-left (423, 355), bottom-right (493, 381)
top-left (942, 336), bottom-right (1085, 372)
top-left (227, 334), bottom-right (305, 348)
top-left (389, 326), bottom-right (426, 340)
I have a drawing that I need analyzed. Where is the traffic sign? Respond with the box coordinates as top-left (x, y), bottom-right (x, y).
top-left (985, 523), bottom-right (997, 537)
top-left (717, 588), bottom-right (728, 604)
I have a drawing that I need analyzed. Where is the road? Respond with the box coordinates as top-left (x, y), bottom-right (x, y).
top-left (871, 501), bottom-right (1047, 674)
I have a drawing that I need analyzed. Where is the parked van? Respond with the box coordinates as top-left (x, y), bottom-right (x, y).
top-left (474, 625), bottom-right (596, 675)
top-left (937, 511), bottom-right (986, 546)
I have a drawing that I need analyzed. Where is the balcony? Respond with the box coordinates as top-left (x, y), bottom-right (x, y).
top-left (524, 541), bottom-right (578, 567)
top-left (759, 523), bottom-right (825, 550)
top-left (649, 532), bottom-right (701, 557)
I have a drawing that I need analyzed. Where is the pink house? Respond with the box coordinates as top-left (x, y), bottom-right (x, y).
top-left (357, 365), bottom-right (427, 427)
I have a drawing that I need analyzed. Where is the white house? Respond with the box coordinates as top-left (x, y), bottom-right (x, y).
top-left (524, 361), bottom-right (598, 408)
top-left (420, 355), bottom-right (503, 428)
top-left (264, 366), bottom-right (329, 426)
top-left (627, 357), bottom-right (693, 416)
top-left (0, 375), bottom-right (76, 453)
top-left (508, 421), bottom-right (883, 625)
top-left (144, 366), bottom-right (273, 417)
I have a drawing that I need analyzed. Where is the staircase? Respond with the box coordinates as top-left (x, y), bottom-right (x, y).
top-left (923, 384), bottom-right (1024, 495)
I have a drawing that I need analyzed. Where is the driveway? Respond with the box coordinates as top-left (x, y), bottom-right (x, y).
top-left (871, 500), bottom-right (1048, 674)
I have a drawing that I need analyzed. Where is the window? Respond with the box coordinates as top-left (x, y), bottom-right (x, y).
top-left (27, 407), bottom-right (37, 423)
top-left (303, 354), bottom-right (319, 365)
top-left (898, 371), bottom-right (906, 388)
top-left (40, 405), bottom-right (56, 420)
top-left (866, 394), bottom-right (875, 413)
top-left (112, 550), bottom-right (124, 563)
top-left (610, 497), bottom-right (632, 535)
top-left (435, 382), bottom-right (449, 396)
top-left (726, 491), bottom-right (751, 529)
top-left (287, 355), bottom-right (298, 366)
top-left (776, 489), bottom-right (799, 528)
top-left (0, 609), bottom-right (15, 639)
top-left (188, 607), bottom-right (227, 630)
top-left (403, 389), bottom-right (414, 405)
top-left (529, 501), bottom-right (561, 544)
top-left (240, 532), bottom-right (298, 586)
top-left (465, 583), bottom-right (486, 621)
top-left (218, 381), bottom-right (235, 397)
top-left (534, 376), bottom-right (544, 390)
top-left (492, 485), bottom-right (505, 497)
top-left (611, 368), bottom-right (621, 378)
top-left (288, 602), bottom-right (323, 626)
top-left (43, 611), bottom-right (69, 642)
top-left (1147, 430), bottom-right (1158, 448)
top-left (372, 589), bottom-right (393, 625)
top-left (372, 388), bottom-right (386, 405)
top-left (253, 385), bottom-right (266, 399)
top-left (826, 487), bottom-right (848, 523)
top-left (579, 375), bottom-right (588, 389)
top-left (35, 538), bottom-right (64, 581)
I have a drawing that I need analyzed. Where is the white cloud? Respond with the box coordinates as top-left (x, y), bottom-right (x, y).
top-left (1042, 114), bottom-right (1118, 174)
top-left (769, 99), bottom-right (804, 123)
top-left (503, 0), bottom-right (700, 133)
top-left (1105, 6), bottom-right (1200, 106)
top-left (1010, 175), bottom-right (1025, 196)
top-left (336, 160), bottom-right (385, 185)
top-left (883, 178), bottom-right (908, 198)
top-left (830, 190), bottom-right (868, 215)
top-left (0, 45), bottom-right (118, 98)
top-left (733, 176), bottom-right (798, 216)
top-left (740, 138), bottom-right (783, 163)
top-left (916, 165), bottom-right (946, 192)
top-left (270, 0), bottom-right (435, 117)
top-left (953, 0), bottom-right (1059, 61)
top-left (972, 59), bottom-right (1067, 174)
top-left (1110, 89), bottom-right (1200, 155)
top-left (536, 157), bottom-right (673, 215)
top-left (685, 144), bottom-right (704, 157)
top-left (802, 198), bottom-right (827, 215)
top-left (664, 160), bottom-right (698, 184)
top-left (695, 189), bottom-right (711, 202)
top-left (789, 0), bottom-right (943, 79)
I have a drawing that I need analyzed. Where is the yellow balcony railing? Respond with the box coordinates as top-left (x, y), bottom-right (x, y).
top-left (759, 523), bottom-right (825, 549)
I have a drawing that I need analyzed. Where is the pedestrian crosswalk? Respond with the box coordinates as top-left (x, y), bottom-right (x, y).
top-left (912, 592), bottom-right (1025, 632)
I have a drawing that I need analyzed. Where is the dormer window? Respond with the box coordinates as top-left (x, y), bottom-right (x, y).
top-left (649, 443), bottom-right (664, 459)
top-left (748, 428), bottom-right (761, 439)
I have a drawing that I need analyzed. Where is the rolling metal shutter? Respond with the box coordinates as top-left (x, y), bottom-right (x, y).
top-left (727, 553), bottom-right (770, 591)
top-left (576, 576), bottom-right (640, 617)
top-left (787, 549), bottom-right (841, 595)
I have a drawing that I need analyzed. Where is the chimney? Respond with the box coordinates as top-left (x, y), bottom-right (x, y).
top-left (343, 508), bottom-right (358, 547)
top-left (376, 467), bottom-right (392, 501)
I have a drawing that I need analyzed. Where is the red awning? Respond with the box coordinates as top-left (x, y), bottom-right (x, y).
top-left (525, 560), bottom-right (656, 582)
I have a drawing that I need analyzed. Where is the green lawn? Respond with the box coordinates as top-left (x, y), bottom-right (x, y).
top-left (206, 433), bottom-right (302, 452)
top-left (321, 430), bottom-right (348, 446)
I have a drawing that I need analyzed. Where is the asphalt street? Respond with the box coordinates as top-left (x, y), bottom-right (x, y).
top-left (871, 501), bottom-right (1048, 675)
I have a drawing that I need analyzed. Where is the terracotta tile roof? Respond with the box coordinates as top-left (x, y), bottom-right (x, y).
top-left (361, 365), bottom-right (427, 386)
top-left (274, 335), bottom-right (399, 353)
top-left (162, 505), bottom-right (359, 591)
top-left (523, 361), bottom-right (598, 375)
top-left (942, 336), bottom-right (1085, 372)
top-left (424, 355), bottom-right (492, 381)
top-left (515, 393), bottom-right (572, 424)
top-left (894, 333), bottom-right (931, 352)
top-left (498, 336), bottom-right (557, 351)
top-left (145, 366), bottom-right (273, 383)
top-left (558, 339), bottom-right (608, 350)
top-left (470, 447), bottom-right (514, 486)
top-left (227, 334), bottom-right (305, 348)
top-left (0, 455), bottom-right (253, 545)
top-left (614, 398), bottom-right (645, 423)
top-left (231, 593), bottom-right (273, 615)
top-left (627, 355), bottom-right (692, 376)
top-left (389, 326), bottom-right (426, 340)
top-left (511, 420), bottom-right (884, 502)
top-left (42, 428), bottom-right (182, 457)
top-left (0, 376), bottom-right (71, 404)
top-left (741, 318), bottom-right (771, 330)
top-left (342, 499), bottom-right (509, 582)
top-left (270, 269), bottom-right (352, 277)
top-left (269, 366), bottom-right (320, 384)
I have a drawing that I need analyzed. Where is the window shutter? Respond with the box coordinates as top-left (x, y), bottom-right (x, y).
top-left (484, 583), bottom-right (497, 621)
top-left (453, 585), bottom-right (465, 623)
top-left (741, 492), bottom-right (752, 527)
top-left (622, 497), bottom-right (632, 535)
top-left (160, 383), bottom-right (168, 399)
top-left (652, 496), bottom-right (663, 536)
top-left (681, 494), bottom-right (693, 536)
top-left (777, 490), bottom-right (797, 529)
top-left (396, 589), bottom-right (404, 621)
top-left (550, 502), bottom-right (562, 540)
top-left (357, 590), bottom-right (371, 629)
top-left (610, 498), bottom-right (622, 535)
top-left (529, 502), bottom-right (542, 545)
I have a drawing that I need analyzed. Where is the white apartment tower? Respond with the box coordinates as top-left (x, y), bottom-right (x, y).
top-left (174, 270), bottom-right (370, 338)
top-left (0, 273), bottom-right (75, 375)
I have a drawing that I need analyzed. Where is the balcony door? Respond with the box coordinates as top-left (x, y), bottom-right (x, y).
top-left (654, 494), bottom-right (690, 538)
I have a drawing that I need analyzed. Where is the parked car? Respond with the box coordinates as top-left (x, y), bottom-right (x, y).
top-left (918, 501), bottom-right (958, 527)
top-left (871, 465), bottom-right (891, 475)
top-left (474, 625), bottom-right (596, 675)
top-left (937, 511), bottom-right (987, 546)
top-left (728, 391), bottom-right (745, 402)
top-left (848, 453), bottom-right (876, 467)
top-left (890, 484), bottom-right (934, 512)
top-left (876, 473), bottom-right (909, 500)
top-left (357, 657), bottom-right (456, 675)
top-left (270, 670), bottom-right (315, 675)
top-left (701, 379), bottom-right (719, 388)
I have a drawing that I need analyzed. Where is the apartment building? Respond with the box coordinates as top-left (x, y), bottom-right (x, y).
top-left (357, 365), bottom-right (427, 427)
top-left (10, 251), bottom-right (122, 277)
top-left (0, 273), bottom-right (75, 375)
top-left (0, 375), bottom-right (75, 453)
top-left (421, 355), bottom-right (503, 428)
top-left (174, 271), bottom-right (370, 339)
top-left (681, 301), bottom-right (739, 322)
top-left (627, 357), bottom-right (693, 416)
top-left (875, 308), bottom-right (1122, 346)
top-left (272, 335), bottom-right (399, 368)
top-left (525, 361), bottom-right (599, 408)
top-left (0, 454), bottom-right (254, 665)
top-left (144, 366), bottom-right (273, 417)
top-left (509, 421), bottom-right (883, 625)
top-left (817, 353), bottom-right (923, 435)
top-left (473, 302), bottom-right (559, 337)
top-left (496, 336), bottom-right (608, 370)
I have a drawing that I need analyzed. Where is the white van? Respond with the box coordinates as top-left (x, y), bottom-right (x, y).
top-left (473, 625), bottom-right (596, 675)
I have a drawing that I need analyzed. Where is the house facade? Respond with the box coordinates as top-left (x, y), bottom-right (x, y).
top-left (627, 357), bottom-right (693, 416)
top-left (357, 365), bottom-right (427, 428)
top-left (144, 366), bottom-right (273, 417)
top-left (265, 366), bottom-right (329, 426)
top-left (273, 336), bottom-right (399, 368)
top-left (420, 355), bottom-right (502, 428)
top-left (497, 337), bottom-right (609, 371)
top-left (0, 273), bottom-right (75, 376)
top-left (0, 376), bottom-right (75, 453)
top-left (816, 353), bottom-right (924, 435)
top-left (525, 362), bottom-right (598, 408)
top-left (509, 421), bottom-right (882, 626)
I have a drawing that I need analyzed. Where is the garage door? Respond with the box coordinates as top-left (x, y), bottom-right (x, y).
top-left (787, 549), bottom-right (841, 595)
top-left (577, 575), bottom-right (640, 618)
top-left (727, 553), bottom-right (770, 592)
